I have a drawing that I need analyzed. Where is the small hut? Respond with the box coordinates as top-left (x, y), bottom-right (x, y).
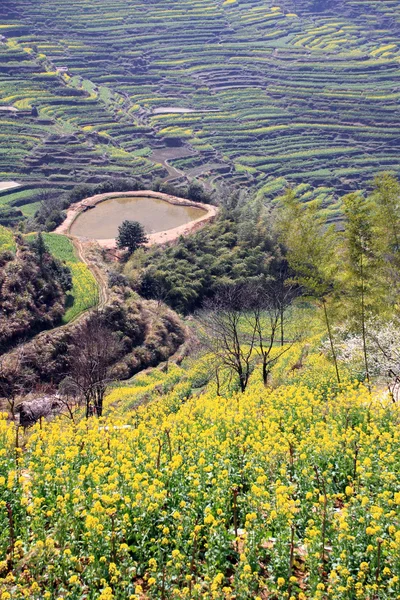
top-left (16, 396), bottom-right (61, 427)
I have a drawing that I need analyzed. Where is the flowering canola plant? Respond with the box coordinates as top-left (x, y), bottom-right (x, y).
top-left (1, 359), bottom-right (400, 599)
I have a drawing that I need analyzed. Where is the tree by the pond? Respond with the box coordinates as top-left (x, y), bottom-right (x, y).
top-left (116, 220), bottom-right (148, 254)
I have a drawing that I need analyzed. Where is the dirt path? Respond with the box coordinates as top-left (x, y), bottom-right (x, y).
top-left (73, 237), bottom-right (109, 310)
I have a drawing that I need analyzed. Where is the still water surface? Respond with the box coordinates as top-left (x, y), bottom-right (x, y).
top-left (70, 196), bottom-right (205, 240)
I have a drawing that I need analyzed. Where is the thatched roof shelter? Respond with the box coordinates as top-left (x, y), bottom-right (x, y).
top-left (16, 396), bottom-right (61, 427)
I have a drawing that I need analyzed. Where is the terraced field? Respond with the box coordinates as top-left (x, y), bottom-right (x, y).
top-left (1, 0), bottom-right (400, 216)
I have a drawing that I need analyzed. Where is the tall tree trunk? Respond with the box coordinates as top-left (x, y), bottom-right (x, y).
top-left (237, 362), bottom-right (246, 393)
top-left (262, 356), bottom-right (269, 387)
top-left (215, 366), bottom-right (221, 397)
top-left (96, 399), bottom-right (103, 417)
top-left (95, 388), bottom-right (104, 417)
top-left (360, 256), bottom-right (371, 390)
top-left (322, 297), bottom-right (341, 385)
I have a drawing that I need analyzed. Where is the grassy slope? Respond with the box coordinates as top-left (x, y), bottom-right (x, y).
top-left (26, 232), bottom-right (98, 323)
top-left (40, 233), bottom-right (98, 323)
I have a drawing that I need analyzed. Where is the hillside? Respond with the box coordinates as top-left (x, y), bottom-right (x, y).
top-left (0, 227), bottom-right (98, 346)
top-left (1, 2), bottom-right (400, 599)
top-left (0, 0), bottom-right (400, 221)
top-left (1, 171), bottom-right (399, 597)
top-left (0, 229), bottom-right (72, 351)
top-left (27, 234), bottom-right (99, 324)
top-left (1, 346), bottom-right (400, 599)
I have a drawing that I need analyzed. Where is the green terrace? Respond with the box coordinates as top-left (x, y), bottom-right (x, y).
top-left (0, 0), bottom-right (399, 208)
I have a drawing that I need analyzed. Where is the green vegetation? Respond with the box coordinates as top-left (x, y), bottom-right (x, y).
top-left (117, 220), bottom-right (148, 255)
top-left (39, 233), bottom-right (78, 263)
top-left (0, 232), bottom-right (72, 351)
top-left (26, 233), bottom-right (98, 323)
top-left (126, 196), bottom-right (285, 313)
top-left (276, 173), bottom-right (400, 387)
top-left (0, 225), bottom-right (16, 253)
top-left (1, 0), bottom-right (400, 212)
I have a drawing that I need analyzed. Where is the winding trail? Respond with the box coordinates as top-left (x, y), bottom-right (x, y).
top-left (73, 237), bottom-right (109, 311)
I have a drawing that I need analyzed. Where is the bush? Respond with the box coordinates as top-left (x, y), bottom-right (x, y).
top-left (0, 234), bottom-right (72, 351)
top-left (108, 270), bottom-right (129, 288)
top-left (127, 202), bottom-right (286, 313)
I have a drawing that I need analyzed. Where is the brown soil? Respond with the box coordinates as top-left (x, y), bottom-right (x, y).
top-left (0, 181), bottom-right (20, 191)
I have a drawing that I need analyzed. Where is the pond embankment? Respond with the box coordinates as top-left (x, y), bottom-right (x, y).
top-left (55, 190), bottom-right (218, 248)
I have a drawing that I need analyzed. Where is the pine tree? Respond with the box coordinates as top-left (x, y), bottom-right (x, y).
top-left (116, 220), bottom-right (148, 254)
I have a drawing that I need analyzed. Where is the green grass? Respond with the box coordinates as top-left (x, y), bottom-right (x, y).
top-left (43, 233), bottom-right (98, 323)
top-left (40, 233), bottom-right (78, 263)
top-left (0, 225), bottom-right (16, 253)
top-left (19, 201), bottom-right (41, 217)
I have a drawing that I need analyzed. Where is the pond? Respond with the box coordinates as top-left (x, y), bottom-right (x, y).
top-left (69, 195), bottom-right (206, 240)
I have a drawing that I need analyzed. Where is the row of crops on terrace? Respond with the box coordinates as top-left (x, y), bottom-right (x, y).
top-left (1, 0), bottom-right (400, 215)
top-left (0, 19), bottom-right (167, 219)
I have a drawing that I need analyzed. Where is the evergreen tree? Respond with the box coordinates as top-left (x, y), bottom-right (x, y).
top-left (117, 220), bottom-right (148, 254)
top-left (31, 231), bottom-right (47, 270)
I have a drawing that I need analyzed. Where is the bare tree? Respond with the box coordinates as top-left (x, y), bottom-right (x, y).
top-left (250, 281), bottom-right (298, 386)
top-left (64, 314), bottom-right (122, 417)
top-left (0, 350), bottom-right (35, 419)
top-left (268, 258), bottom-right (299, 346)
top-left (198, 281), bottom-right (299, 392)
top-left (198, 285), bottom-right (258, 393)
top-left (57, 379), bottom-right (84, 423)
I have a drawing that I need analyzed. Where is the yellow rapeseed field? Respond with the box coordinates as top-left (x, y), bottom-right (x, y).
top-left (0, 353), bottom-right (400, 599)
